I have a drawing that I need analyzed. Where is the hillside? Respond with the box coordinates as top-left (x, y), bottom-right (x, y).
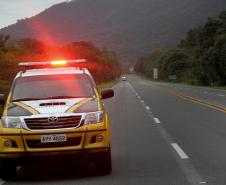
top-left (134, 11), bottom-right (226, 86)
top-left (1, 0), bottom-right (226, 63)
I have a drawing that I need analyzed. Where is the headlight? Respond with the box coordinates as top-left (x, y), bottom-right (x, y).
top-left (2, 117), bottom-right (22, 128)
top-left (84, 111), bottom-right (104, 125)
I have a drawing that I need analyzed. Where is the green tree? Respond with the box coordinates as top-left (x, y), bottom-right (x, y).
top-left (18, 38), bottom-right (44, 54)
top-left (0, 34), bottom-right (10, 49)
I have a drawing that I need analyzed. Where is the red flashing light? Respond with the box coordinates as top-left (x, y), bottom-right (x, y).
top-left (51, 60), bottom-right (67, 65)
top-left (18, 59), bottom-right (87, 70)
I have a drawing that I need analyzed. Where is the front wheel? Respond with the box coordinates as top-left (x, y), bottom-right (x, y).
top-left (0, 159), bottom-right (17, 180)
top-left (94, 149), bottom-right (112, 175)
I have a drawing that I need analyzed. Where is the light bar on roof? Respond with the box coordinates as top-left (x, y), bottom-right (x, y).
top-left (51, 60), bottom-right (67, 65)
top-left (18, 59), bottom-right (87, 69)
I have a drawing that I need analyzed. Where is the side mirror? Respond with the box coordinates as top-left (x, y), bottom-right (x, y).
top-left (101, 89), bottom-right (114, 100)
top-left (0, 94), bottom-right (5, 105)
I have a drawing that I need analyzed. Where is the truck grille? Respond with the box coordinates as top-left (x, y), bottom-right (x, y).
top-left (24, 116), bottom-right (82, 130)
top-left (26, 137), bottom-right (82, 148)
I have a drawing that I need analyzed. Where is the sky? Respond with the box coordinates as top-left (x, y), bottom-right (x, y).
top-left (0, 0), bottom-right (68, 29)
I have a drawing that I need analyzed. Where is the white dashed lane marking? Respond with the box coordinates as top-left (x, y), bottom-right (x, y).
top-left (129, 82), bottom-right (206, 184)
top-left (145, 106), bottom-right (150, 111)
top-left (171, 143), bottom-right (189, 159)
top-left (153, 118), bottom-right (161, 124)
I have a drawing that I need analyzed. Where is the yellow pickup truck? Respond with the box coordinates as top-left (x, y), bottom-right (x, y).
top-left (0, 60), bottom-right (114, 180)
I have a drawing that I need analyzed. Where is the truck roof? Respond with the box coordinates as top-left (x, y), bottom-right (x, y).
top-left (16, 67), bottom-right (91, 78)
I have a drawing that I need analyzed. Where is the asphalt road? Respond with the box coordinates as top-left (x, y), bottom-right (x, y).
top-left (147, 80), bottom-right (226, 107)
top-left (2, 74), bottom-right (226, 185)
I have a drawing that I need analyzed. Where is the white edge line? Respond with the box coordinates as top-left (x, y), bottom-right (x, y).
top-left (171, 143), bottom-right (189, 159)
top-left (218, 94), bottom-right (224, 97)
top-left (153, 118), bottom-right (161, 124)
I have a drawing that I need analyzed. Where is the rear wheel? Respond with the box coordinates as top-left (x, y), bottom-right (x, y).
top-left (94, 149), bottom-right (112, 175)
top-left (0, 159), bottom-right (17, 180)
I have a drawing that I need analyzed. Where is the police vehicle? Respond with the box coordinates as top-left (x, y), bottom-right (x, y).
top-left (0, 59), bottom-right (114, 179)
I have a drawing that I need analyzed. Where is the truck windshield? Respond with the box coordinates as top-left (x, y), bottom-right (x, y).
top-left (11, 74), bottom-right (95, 101)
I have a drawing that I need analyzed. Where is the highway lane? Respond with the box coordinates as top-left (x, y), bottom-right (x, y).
top-left (4, 77), bottom-right (191, 185)
top-left (142, 79), bottom-right (226, 107)
top-left (129, 75), bottom-right (226, 185)
top-left (2, 75), bottom-right (226, 184)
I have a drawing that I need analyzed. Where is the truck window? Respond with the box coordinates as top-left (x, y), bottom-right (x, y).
top-left (11, 74), bottom-right (95, 101)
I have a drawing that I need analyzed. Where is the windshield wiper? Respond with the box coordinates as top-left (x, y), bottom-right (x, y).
top-left (12, 98), bottom-right (44, 102)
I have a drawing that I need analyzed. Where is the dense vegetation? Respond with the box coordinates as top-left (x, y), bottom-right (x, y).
top-left (2, 0), bottom-right (226, 64)
top-left (0, 37), bottom-right (121, 95)
top-left (135, 11), bottom-right (226, 86)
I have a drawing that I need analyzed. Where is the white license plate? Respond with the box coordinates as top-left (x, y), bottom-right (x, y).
top-left (41, 134), bottom-right (67, 143)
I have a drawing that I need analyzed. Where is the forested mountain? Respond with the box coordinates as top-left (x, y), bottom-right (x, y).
top-left (1, 0), bottom-right (226, 63)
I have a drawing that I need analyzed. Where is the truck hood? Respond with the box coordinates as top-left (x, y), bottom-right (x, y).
top-left (16, 98), bottom-right (88, 114)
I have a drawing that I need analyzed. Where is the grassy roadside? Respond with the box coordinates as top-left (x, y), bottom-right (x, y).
top-left (97, 79), bottom-right (119, 89)
top-left (211, 86), bottom-right (226, 90)
top-left (140, 75), bottom-right (226, 91)
top-left (0, 80), bottom-right (10, 116)
top-left (0, 105), bottom-right (3, 116)
top-left (0, 79), bottom-right (10, 94)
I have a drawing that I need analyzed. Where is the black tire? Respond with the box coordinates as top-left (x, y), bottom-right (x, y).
top-left (0, 158), bottom-right (17, 180)
top-left (94, 149), bottom-right (112, 175)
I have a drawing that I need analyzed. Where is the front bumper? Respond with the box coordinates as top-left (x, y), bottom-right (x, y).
top-left (0, 126), bottom-right (110, 158)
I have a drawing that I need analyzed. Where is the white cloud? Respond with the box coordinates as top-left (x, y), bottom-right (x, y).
top-left (0, 0), bottom-right (66, 28)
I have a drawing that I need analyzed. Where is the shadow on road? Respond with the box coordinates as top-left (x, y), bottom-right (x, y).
top-left (9, 162), bottom-right (103, 183)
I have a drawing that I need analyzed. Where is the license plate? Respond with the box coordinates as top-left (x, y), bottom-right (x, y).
top-left (41, 134), bottom-right (67, 143)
